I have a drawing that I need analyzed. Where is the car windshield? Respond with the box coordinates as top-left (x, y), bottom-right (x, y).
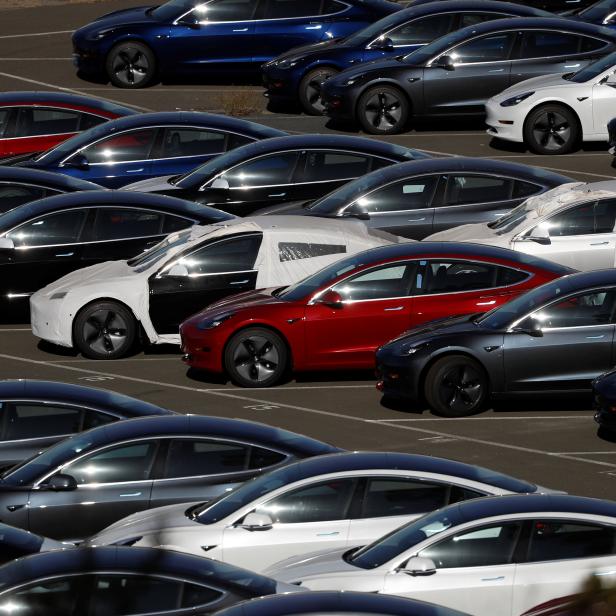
top-left (151, 0), bottom-right (197, 21)
top-left (565, 51), bottom-right (616, 83)
top-left (349, 506), bottom-right (464, 570)
top-left (307, 172), bottom-right (383, 214)
top-left (32, 121), bottom-right (113, 162)
top-left (401, 26), bottom-right (467, 64)
top-left (577, 0), bottom-right (616, 22)
top-left (345, 11), bottom-right (410, 46)
top-left (475, 277), bottom-right (573, 330)
top-left (127, 228), bottom-right (194, 272)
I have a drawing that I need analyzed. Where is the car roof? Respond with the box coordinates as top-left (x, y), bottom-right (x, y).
top-left (549, 268), bottom-right (616, 293)
top-left (0, 380), bottom-right (174, 418)
top-left (398, 0), bottom-right (552, 18)
top-left (0, 166), bottom-right (103, 191)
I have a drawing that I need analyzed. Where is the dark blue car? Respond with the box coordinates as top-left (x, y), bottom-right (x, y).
top-left (263, 0), bottom-right (552, 114)
top-left (72, 0), bottom-right (401, 89)
top-left (575, 0), bottom-right (616, 26)
top-left (18, 112), bottom-right (286, 188)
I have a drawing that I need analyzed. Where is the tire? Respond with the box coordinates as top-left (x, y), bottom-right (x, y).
top-left (357, 85), bottom-right (409, 135)
top-left (106, 41), bottom-right (156, 88)
top-left (424, 355), bottom-right (488, 417)
top-left (74, 301), bottom-right (137, 360)
top-left (299, 67), bottom-right (339, 115)
top-left (224, 327), bottom-right (288, 388)
top-left (524, 104), bottom-right (580, 155)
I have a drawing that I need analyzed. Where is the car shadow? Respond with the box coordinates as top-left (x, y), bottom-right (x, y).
top-left (489, 136), bottom-right (610, 155)
top-left (324, 116), bottom-right (487, 134)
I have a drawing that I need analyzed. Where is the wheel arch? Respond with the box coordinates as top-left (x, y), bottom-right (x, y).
top-left (106, 37), bottom-right (160, 73)
top-left (355, 80), bottom-right (413, 122)
top-left (298, 63), bottom-right (342, 95)
top-left (523, 100), bottom-right (583, 142)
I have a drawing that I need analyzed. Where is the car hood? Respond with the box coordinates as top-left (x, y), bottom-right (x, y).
top-left (268, 37), bottom-right (347, 64)
top-left (327, 56), bottom-right (409, 84)
top-left (265, 546), bottom-right (358, 582)
top-left (75, 6), bottom-right (155, 37)
top-left (427, 222), bottom-right (506, 244)
top-left (123, 175), bottom-right (177, 192)
top-left (256, 201), bottom-right (310, 215)
top-left (494, 73), bottom-right (575, 101)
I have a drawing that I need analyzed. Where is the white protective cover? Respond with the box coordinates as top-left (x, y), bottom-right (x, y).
top-left (31, 216), bottom-right (401, 348)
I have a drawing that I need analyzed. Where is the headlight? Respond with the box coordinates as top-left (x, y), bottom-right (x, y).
top-left (399, 341), bottom-right (428, 356)
top-left (93, 28), bottom-right (115, 39)
top-left (276, 56), bottom-right (303, 69)
top-left (196, 313), bottom-right (235, 330)
top-left (500, 91), bottom-right (535, 107)
top-left (50, 292), bottom-right (67, 300)
top-left (345, 73), bottom-right (366, 86)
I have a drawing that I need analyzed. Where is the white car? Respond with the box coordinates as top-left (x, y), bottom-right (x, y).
top-left (84, 452), bottom-right (545, 573)
top-left (427, 180), bottom-right (616, 271)
top-left (266, 494), bottom-right (616, 616)
top-left (30, 215), bottom-right (397, 359)
top-left (486, 50), bottom-right (616, 154)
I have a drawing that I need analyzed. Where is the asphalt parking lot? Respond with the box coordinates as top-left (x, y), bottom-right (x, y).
top-left (0, 0), bottom-right (615, 502)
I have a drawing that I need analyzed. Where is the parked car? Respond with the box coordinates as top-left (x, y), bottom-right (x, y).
top-left (17, 112), bottom-right (286, 188)
top-left (0, 167), bottom-right (102, 214)
top-left (0, 523), bottom-right (66, 565)
top-left (30, 216), bottom-right (399, 359)
top-left (0, 546), bottom-right (301, 615)
top-left (486, 50), bottom-right (616, 153)
top-left (122, 134), bottom-right (428, 215)
top-left (0, 91), bottom-right (136, 159)
top-left (0, 380), bottom-right (174, 470)
top-left (72, 0), bottom-right (401, 89)
top-left (413, 0), bottom-right (597, 13)
top-left (257, 157), bottom-right (572, 238)
top-left (0, 414), bottom-right (339, 539)
top-left (574, 0), bottom-right (616, 27)
top-left (428, 180), bottom-right (616, 271)
top-left (0, 190), bottom-right (233, 315)
top-left (267, 494), bottom-right (616, 616)
top-left (213, 591), bottom-right (472, 616)
top-left (181, 241), bottom-right (572, 387)
top-left (593, 369), bottom-right (616, 435)
top-left (376, 268), bottom-right (616, 416)
top-left (85, 451), bottom-right (543, 572)
top-left (262, 0), bottom-right (551, 115)
top-left (320, 17), bottom-right (616, 134)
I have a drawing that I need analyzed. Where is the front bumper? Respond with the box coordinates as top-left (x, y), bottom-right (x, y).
top-left (72, 41), bottom-right (105, 74)
top-left (262, 66), bottom-right (299, 101)
top-left (593, 392), bottom-right (616, 431)
top-left (375, 348), bottom-right (419, 402)
top-left (322, 82), bottom-right (357, 121)
top-left (30, 292), bottom-right (73, 348)
top-left (485, 98), bottom-right (524, 143)
top-left (179, 322), bottom-right (225, 374)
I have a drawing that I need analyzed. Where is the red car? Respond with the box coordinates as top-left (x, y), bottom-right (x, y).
top-left (0, 91), bottom-right (137, 159)
top-left (180, 242), bottom-right (574, 387)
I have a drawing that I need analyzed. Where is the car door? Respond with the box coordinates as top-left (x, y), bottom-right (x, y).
top-left (383, 521), bottom-right (522, 616)
top-left (343, 175), bottom-right (439, 239)
top-left (0, 107), bottom-right (15, 158)
top-left (148, 233), bottom-right (263, 335)
top-left (168, 0), bottom-right (257, 71)
top-left (423, 31), bottom-right (516, 115)
top-left (27, 440), bottom-right (158, 539)
top-left (303, 261), bottom-right (418, 369)
top-left (511, 519), bottom-right (616, 615)
top-left (221, 477), bottom-right (355, 571)
top-left (592, 69), bottom-right (616, 135)
top-left (503, 288), bottom-right (616, 393)
top-left (512, 199), bottom-right (616, 271)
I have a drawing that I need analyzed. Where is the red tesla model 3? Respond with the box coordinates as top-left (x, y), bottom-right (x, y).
top-left (180, 242), bottom-right (574, 387)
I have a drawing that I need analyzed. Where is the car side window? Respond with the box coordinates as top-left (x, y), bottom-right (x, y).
top-left (62, 441), bottom-right (158, 485)
top-left (419, 522), bottom-right (523, 569)
top-left (458, 12), bottom-right (507, 28)
top-left (520, 30), bottom-right (588, 59)
top-left (321, 0), bottom-right (346, 15)
top-left (445, 174), bottom-right (512, 206)
top-left (262, 0), bottom-right (322, 19)
top-left (163, 439), bottom-right (251, 478)
top-left (419, 260), bottom-right (504, 295)
top-left (387, 14), bottom-right (454, 46)
top-left (0, 109), bottom-right (9, 137)
top-left (82, 410), bottom-right (116, 430)
top-left (526, 520), bottom-right (616, 562)
top-left (77, 128), bottom-right (157, 165)
top-left (544, 200), bottom-right (616, 237)
top-left (2, 403), bottom-right (82, 441)
top-left (161, 128), bottom-right (226, 159)
top-left (257, 478), bottom-right (356, 524)
top-left (303, 151), bottom-right (371, 183)
top-left (16, 107), bottom-right (81, 137)
top-left (93, 208), bottom-right (164, 241)
top-left (446, 32), bottom-right (516, 64)
top-left (7, 209), bottom-right (87, 247)
top-left (332, 262), bottom-right (416, 301)
top-left (348, 176), bottom-right (439, 215)
top-left (220, 152), bottom-right (300, 188)
top-left (512, 180), bottom-right (541, 200)
top-left (0, 577), bottom-right (82, 615)
top-left (192, 0), bottom-right (256, 22)
top-left (162, 214), bottom-right (193, 234)
top-left (0, 183), bottom-right (49, 213)
top-left (79, 113), bottom-right (106, 131)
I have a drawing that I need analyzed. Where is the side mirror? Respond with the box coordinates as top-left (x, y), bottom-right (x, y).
top-left (399, 556), bottom-right (437, 577)
top-left (240, 512), bottom-right (273, 531)
top-left (315, 289), bottom-right (343, 309)
top-left (523, 225), bottom-right (551, 245)
top-left (211, 177), bottom-right (230, 190)
top-left (47, 473), bottom-right (78, 492)
top-left (512, 317), bottom-right (543, 338)
top-left (177, 12), bottom-right (201, 28)
top-left (166, 263), bottom-right (189, 277)
top-left (372, 36), bottom-right (394, 51)
top-left (0, 237), bottom-right (14, 250)
top-left (64, 153), bottom-right (90, 170)
top-left (434, 55), bottom-right (455, 70)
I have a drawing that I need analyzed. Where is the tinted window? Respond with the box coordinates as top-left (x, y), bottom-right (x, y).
top-left (1, 578), bottom-right (80, 615)
top-left (93, 208), bottom-right (163, 241)
top-left (0, 109), bottom-right (9, 138)
top-left (322, 0), bottom-right (345, 14)
top-left (527, 520), bottom-right (616, 562)
top-left (257, 478), bottom-right (355, 524)
top-left (362, 478), bottom-right (449, 519)
top-left (348, 176), bottom-right (438, 214)
top-left (3, 403), bottom-right (81, 440)
top-left (512, 180), bottom-right (541, 199)
top-left (445, 175), bottom-right (512, 206)
top-left (193, 0), bottom-right (256, 22)
top-left (63, 441), bottom-right (157, 485)
top-left (17, 107), bottom-right (81, 137)
top-left (0, 524), bottom-right (43, 564)
top-left (580, 36), bottom-right (607, 53)
top-left (221, 152), bottom-right (299, 188)
top-left (448, 32), bottom-right (515, 63)
top-left (387, 14), bottom-right (454, 46)
top-left (164, 439), bottom-right (249, 478)
top-left (419, 522), bottom-right (523, 568)
top-left (161, 128), bottom-right (226, 159)
top-left (420, 260), bottom-right (503, 294)
top-left (304, 151), bottom-right (371, 183)
top-left (520, 31), bottom-right (584, 59)
top-left (162, 214), bottom-right (192, 234)
top-left (249, 446), bottom-right (286, 469)
top-left (7, 209), bottom-right (87, 247)
top-left (449, 485), bottom-right (485, 503)
top-left (79, 129), bottom-right (157, 164)
top-left (0, 183), bottom-right (49, 213)
top-left (79, 113), bottom-right (106, 131)
top-left (227, 133), bottom-right (253, 150)
top-left (82, 410), bottom-right (116, 430)
top-left (278, 242), bottom-right (345, 262)
top-left (332, 262), bottom-right (415, 301)
top-left (545, 200), bottom-right (616, 236)
top-left (459, 12), bottom-right (507, 28)
top-left (263, 0), bottom-right (321, 19)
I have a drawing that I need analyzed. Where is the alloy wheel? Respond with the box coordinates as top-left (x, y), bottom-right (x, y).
top-left (232, 335), bottom-right (280, 384)
top-left (439, 364), bottom-right (483, 413)
top-left (532, 110), bottom-right (571, 152)
top-left (363, 91), bottom-right (402, 131)
top-left (112, 47), bottom-right (150, 87)
top-left (83, 309), bottom-right (129, 355)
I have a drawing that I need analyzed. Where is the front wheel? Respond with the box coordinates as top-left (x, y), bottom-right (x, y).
top-left (299, 67), bottom-right (339, 115)
top-left (424, 355), bottom-right (488, 417)
top-left (524, 105), bottom-right (579, 155)
top-left (224, 327), bottom-right (288, 388)
top-left (106, 41), bottom-right (156, 88)
top-left (357, 85), bottom-right (409, 135)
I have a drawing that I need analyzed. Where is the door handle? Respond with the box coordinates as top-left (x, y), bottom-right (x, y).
top-left (481, 576), bottom-right (505, 582)
top-left (120, 492), bottom-right (142, 497)
top-left (268, 192), bottom-right (287, 197)
top-left (476, 300), bottom-right (496, 306)
top-left (407, 217), bottom-right (426, 222)
top-left (126, 168), bottom-right (145, 173)
top-left (316, 531), bottom-right (340, 536)
top-left (590, 241), bottom-right (609, 246)
top-left (6, 504), bottom-right (25, 512)
top-left (230, 279), bottom-right (249, 285)
top-left (306, 23), bottom-right (322, 29)
top-left (586, 335), bottom-right (605, 339)
top-left (384, 306), bottom-right (404, 311)
top-left (488, 69), bottom-right (505, 73)
top-left (55, 252), bottom-right (74, 257)
top-left (233, 27), bottom-right (248, 32)
top-left (564, 64), bottom-right (581, 68)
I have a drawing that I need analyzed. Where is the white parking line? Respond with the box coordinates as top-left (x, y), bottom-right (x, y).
top-left (367, 415), bottom-right (592, 422)
top-left (0, 58), bottom-right (72, 61)
top-left (0, 328), bottom-right (31, 332)
top-left (0, 30), bottom-right (73, 39)
top-left (0, 351), bottom-right (613, 470)
top-left (558, 451), bottom-right (616, 455)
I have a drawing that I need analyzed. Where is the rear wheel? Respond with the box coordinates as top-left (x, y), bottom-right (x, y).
top-left (106, 41), bottom-right (156, 88)
top-left (357, 85), bottom-right (409, 135)
top-left (524, 104), bottom-right (579, 155)
top-left (299, 67), bottom-right (339, 115)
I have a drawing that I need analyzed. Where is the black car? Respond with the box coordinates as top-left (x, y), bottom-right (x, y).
top-left (0, 380), bottom-right (174, 470)
top-left (411, 0), bottom-right (597, 13)
top-left (122, 134), bottom-right (429, 215)
top-left (0, 523), bottom-right (65, 565)
top-left (0, 167), bottom-right (102, 213)
top-left (0, 414), bottom-right (339, 539)
top-left (0, 190), bottom-right (233, 315)
top-left (593, 369), bottom-right (616, 435)
top-left (213, 591), bottom-right (471, 616)
top-left (0, 546), bottom-right (300, 615)
top-left (321, 17), bottom-right (616, 134)
top-left (375, 268), bottom-right (616, 417)
top-left (257, 157), bottom-right (572, 238)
